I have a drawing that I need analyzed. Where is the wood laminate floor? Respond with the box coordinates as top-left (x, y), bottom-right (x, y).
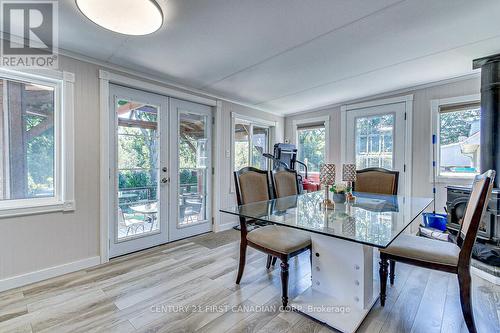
top-left (0, 230), bottom-right (499, 333)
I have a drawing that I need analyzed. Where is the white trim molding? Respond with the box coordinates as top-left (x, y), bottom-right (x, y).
top-left (230, 112), bottom-right (277, 128)
top-left (341, 95), bottom-right (414, 199)
top-left (471, 266), bottom-right (500, 286)
top-left (430, 94), bottom-right (481, 183)
top-left (292, 115), bottom-right (331, 163)
top-left (229, 112), bottom-right (277, 192)
top-left (0, 256), bottom-right (100, 292)
top-left (0, 68), bottom-right (76, 218)
top-left (99, 70), bottom-right (216, 107)
top-left (213, 101), bottom-right (224, 232)
top-left (99, 73), bottom-right (110, 264)
top-left (342, 94), bottom-right (414, 112)
top-left (216, 222), bottom-right (239, 232)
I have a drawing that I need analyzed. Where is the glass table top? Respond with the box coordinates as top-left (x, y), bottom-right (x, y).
top-left (220, 191), bottom-right (433, 248)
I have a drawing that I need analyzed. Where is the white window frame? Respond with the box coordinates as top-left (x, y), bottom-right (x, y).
top-left (431, 94), bottom-right (481, 183)
top-left (292, 116), bottom-right (330, 174)
top-left (230, 112), bottom-right (275, 191)
top-left (0, 68), bottom-right (75, 218)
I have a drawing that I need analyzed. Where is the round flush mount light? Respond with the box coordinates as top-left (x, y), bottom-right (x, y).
top-left (76, 0), bottom-right (163, 36)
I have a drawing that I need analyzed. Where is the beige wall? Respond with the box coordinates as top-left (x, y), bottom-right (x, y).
top-left (284, 77), bottom-right (481, 211)
top-left (0, 55), bottom-right (283, 283)
top-left (0, 56), bottom-right (101, 280)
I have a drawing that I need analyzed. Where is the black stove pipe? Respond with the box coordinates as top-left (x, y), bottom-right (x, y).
top-left (473, 53), bottom-right (500, 187)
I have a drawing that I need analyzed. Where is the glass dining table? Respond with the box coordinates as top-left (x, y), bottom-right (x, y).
top-left (220, 191), bottom-right (433, 333)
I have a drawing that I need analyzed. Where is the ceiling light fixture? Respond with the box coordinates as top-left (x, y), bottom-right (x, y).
top-left (76, 0), bottom-right (163, 36)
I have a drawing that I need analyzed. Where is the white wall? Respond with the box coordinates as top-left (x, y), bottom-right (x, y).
top-left (284, 76), bottom-right (481, 211)
top-left (0, 55), bottom-right (284, 288)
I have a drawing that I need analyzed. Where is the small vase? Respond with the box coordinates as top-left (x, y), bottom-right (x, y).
top-left (332, 193), bottom-right (346, 203)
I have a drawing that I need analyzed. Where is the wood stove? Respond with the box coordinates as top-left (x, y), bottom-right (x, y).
top-left (446, 185), bottom-right (500, 244)
top-left (442, 53), bottom-right (500, 272)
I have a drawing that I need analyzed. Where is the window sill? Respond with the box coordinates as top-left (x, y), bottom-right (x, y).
top-left (0, 200), bottom-right (75, 219)
top-left (433, 176), bottom-right (475, 185)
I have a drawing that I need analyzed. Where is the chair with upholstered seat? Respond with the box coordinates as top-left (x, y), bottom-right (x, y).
top-left (379, 170), bottom-right (495, 333)
top-left (234, 167), bottom-right (311, 307)
top-left (266, 167), bottom-right (303, 267)
top-left (354, 167), bottom-right (399, 195)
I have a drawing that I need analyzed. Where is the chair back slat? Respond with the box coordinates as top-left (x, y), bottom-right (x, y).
top-left (457, 170), bottom-right (495, 268)
top-left (272, 167), bottom-right (300, 198)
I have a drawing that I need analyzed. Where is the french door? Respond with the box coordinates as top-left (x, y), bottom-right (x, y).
top-left (345, 102), bottom-right (407, 196)
top-left (109, 85), bottom-right (212, 257)
top-left (169, 98), bottom-right (212, 241)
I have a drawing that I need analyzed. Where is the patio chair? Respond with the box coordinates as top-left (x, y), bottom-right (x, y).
top-left (118, 208), bottom-right (146, 236)
top-left (185, 201), bottom-right (203, 222)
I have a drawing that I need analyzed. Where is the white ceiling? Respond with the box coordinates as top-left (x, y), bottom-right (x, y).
top-left (48, 1), bottom-right (500, 114)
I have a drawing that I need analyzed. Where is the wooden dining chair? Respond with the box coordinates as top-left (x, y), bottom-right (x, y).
top-left (266, 167), bottom-right (303, 267)
top-left (271, 167), bottom-right (300, 198)
top-left (354, 167), bottom-right (399, 195)
top-left (234, 167), bottom-right (311, 307)
top-left (379, 170), bottom-right (495, 333)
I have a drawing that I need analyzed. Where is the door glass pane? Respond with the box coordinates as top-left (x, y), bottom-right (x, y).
top-left (252, 126), bottom-right (268, 169)
top-left (355, 114), bottom-right (394, 169)
top-left (179, 112), bottom-right (208, 226)
top-left (297, 127), bottom-right (325, 174)
top-left (234, 122), bottom-right (250, 170)
top-left (116, 99), bottom-right (159, 239)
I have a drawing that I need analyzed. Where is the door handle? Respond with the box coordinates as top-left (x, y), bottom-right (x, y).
top-left (161, 177), bottom-right (170, 184)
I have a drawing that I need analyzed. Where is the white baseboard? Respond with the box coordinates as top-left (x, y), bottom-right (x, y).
top-left (0, 256), bottom-right (101, 292)
top-left (471, 266), bottom-right (500, 286)
top-left (215, 222), bottom-right (238, 232)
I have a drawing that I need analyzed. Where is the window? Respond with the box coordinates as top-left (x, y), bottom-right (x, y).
top-left (297, 125), bottom-right (325, 174)
top-left (355, 114), bottom-right (394, 169)
top-left (233, 118), bottom-right (271, 171)
top-left (234, 121), bottom-right (250, 171)
top-left (251, 126), bottom-right (269, 169)
top-left (0, 70), bottom-right (74, 215)
top-left (432, 95), bottom-right (481, 179)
